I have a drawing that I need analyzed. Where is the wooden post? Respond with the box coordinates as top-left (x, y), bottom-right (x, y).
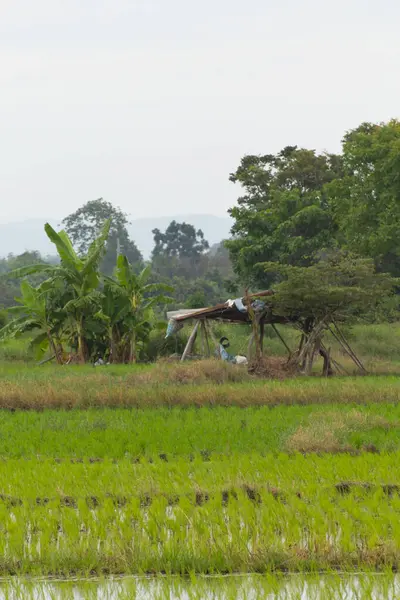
top-left (247, 332), bottom-right (255, 362)
top-left (202, 321), bottom-right (211, 357)
top-left (208, 323), bottom-right (221, 358)
top-left (181, 320), bottom-right (200, 362)
top-left (260, 321), bottom-right (265, 355)
top-left (245, 289), bottom-right (262, 364)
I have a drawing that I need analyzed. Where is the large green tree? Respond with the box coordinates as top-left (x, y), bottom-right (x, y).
top-left (62, 198), bottom-right (143, 275)
top-left (151, 221), bottom-right (211, 284)
top-left (226, 147), bottom-right (343, 288)
top-left (152, 221), bottom-right (209, 260)
top-left (150, 222), bottom-right (234, 306)
top-left (327, 120), bottom-right (400, 276)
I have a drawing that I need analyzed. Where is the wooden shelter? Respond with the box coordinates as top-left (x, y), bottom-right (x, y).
top-left (166, 291), bottom-right (292, 362)
top-left (166, 290), bottom-right (366, 375)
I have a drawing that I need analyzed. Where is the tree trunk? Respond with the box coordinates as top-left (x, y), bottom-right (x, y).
top-left (47, 331), bottom-right (62, 365)
top-left (129, 331), bottom-right (137, 364)
top-left (77, 318), bottom-right (87, 364)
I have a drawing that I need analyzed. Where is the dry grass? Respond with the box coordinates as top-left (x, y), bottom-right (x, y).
top-left (0, 370), bottom-right (398, 410)
top-left (0, 358), bottom-right (399, 410)
top-left (132, 359), bottom-right (251, 385)
top-left (287, 409), bottom-right (397, 453)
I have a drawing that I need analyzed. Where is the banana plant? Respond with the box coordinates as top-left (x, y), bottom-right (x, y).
top-left (45, 220), bottom-right (111, 362)
top-left (0, 280), bottom-right (64, 363)
top-left (105, 255), bottom-right (173, 363)
top-left (1, 220), bottom-right (111, 363)
top-left (94, 283), bottom-right (131, 363)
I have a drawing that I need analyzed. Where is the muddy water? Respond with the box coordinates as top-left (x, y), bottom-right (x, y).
top-left (0, 574), bottom-right (399, 599)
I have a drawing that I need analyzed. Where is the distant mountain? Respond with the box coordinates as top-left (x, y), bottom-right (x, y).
top-left (0, 214), bottom-right (233, 259)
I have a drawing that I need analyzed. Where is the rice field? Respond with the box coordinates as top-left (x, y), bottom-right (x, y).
top-left (0, 328), bottom-right (399, 590)
top-left (0, 452), bottom-right (400, 575)
top-left (1, 404), bottom-right (400, 458)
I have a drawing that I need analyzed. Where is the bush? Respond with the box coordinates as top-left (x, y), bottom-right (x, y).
top-left (144, 327), bottom-right (189, 362)
top-left (0, 338), bottom-right (34, 362)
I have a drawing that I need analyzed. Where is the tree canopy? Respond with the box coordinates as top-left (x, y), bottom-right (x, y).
top-left (326, 120), bottom-right (400, 277)
top-left (226, 121), bottom-right (400, 293)
top-left (62, 198), bottom-right (143, 275)
top-left (152, 221), bottom-right (209, 260)
top-left (225, 147), bottom-right (343, 288)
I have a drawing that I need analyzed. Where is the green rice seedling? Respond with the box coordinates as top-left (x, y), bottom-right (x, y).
top-left (0, 403), bottom-right (400, 459)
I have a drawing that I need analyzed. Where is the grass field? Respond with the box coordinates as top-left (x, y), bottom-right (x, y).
top-left (0, 360), bottom-right (399, 409)
top-left (0, 322), bottom-right (399, 587)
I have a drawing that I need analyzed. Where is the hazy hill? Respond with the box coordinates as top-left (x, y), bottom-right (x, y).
top-left (0, 215), bottom-right (232, 259)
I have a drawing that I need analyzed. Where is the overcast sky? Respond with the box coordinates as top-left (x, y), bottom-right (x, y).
top-left (0, 0), bottom-right (399, 224)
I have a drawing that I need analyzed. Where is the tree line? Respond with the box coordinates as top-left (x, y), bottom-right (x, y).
top-left (0, 118), bottom-right (399, 363)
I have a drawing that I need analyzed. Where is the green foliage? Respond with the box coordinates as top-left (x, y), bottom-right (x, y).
top-left (101, 256), bottom-right (173, 363)
top-left (263, 254), bottom-right (395, 322)
top-left (0, 280), bottom-right (62, 361)
top-left (0, 308), bottom-right (7, 328)
top-left (226, 147), bottom-right (342, 288)
top-left (0, 251), bottom-right (51, 308)
top-left (185, 290), bottom-right (207, 308)
top-left (327, 120), bottom-right (400, 276)
top-left (227, 120), bottom-right (400, 318)
top-left (0, 221), bottom-right (172, 364)
top-left (152, 220), bottom-right (209, 259)
top-left (150, 222), bottom-right (233, 309)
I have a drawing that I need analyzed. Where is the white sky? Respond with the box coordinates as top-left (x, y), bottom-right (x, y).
top-left (0, 0), bottom-right (399, 223)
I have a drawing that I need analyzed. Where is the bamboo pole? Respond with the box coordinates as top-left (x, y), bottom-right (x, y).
top-left (271, 323), bottom-right (292, 356)
top-left (202, 321), bottom-right (211, 357)
top-left (245, 289), bottom-right (262, 364)
top-left (328, 323), bottom-right (367, 373)
top-left (260, 321), bottom-right (265, 355)
top-left (181, 320), bottom-right (200, 362)
top-left (199, 320), bottom-right (205, 357)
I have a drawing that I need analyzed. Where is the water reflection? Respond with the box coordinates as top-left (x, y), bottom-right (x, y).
top-left (0, 574), bottom-right (398, 599)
